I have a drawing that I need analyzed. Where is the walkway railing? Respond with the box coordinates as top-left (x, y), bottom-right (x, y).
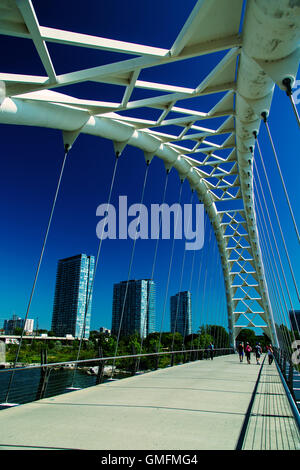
top-left (237, 353), bottom-right (300, 450)
top-left (273, 347), bottom-right (300, 416)
top-left (0, 347), bottom-right (233, 409)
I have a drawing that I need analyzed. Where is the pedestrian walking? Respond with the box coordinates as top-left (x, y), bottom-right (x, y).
top-left (209, 343), bottom-right (214, 360)
top-left (254, 343), bottom-right (262, 365)
top-left (245, 342), bottom-right (252, 364)
top-left (238, 342), bottom-right (244, 362)
top-left (267, 344), bottom-right (274, 365)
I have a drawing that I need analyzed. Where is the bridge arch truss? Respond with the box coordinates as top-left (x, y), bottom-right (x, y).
top-left (1, 0), bottom-right (299, 347)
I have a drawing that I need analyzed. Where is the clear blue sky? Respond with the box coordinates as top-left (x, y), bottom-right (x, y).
top-left (0, 0), bottom-right (299, 335)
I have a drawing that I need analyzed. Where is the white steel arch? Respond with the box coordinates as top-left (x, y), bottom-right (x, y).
top-left (0, 0), bottom-right (299, 346)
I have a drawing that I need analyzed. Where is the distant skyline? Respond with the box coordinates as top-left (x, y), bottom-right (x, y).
top-left (0, 1), bottom-right (299, 339)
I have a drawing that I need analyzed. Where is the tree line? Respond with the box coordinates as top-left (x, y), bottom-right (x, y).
top-left (4, 325), bottom-right (230, 367)
top-left (5, 323), bottom-right (298, 366)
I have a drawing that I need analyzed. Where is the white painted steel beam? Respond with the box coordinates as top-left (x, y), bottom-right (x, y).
top-left (15, 0), bottom-right (56, 82)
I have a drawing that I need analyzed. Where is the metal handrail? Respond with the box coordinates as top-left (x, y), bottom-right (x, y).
top-left (273, 347), bottom-right (300, 415)
top-left (0, 347), bottom-right (234, 406)
top-left (274, 353), bottom-right (300, 431)
top-left (0, 347), bottom-right (233, 373)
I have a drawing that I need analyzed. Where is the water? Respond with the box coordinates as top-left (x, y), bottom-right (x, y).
top-left (0, 366), bottom-right (128, 410)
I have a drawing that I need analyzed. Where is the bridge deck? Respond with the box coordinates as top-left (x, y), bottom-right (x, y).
top-left (0, 354), bottom-right (299, 450)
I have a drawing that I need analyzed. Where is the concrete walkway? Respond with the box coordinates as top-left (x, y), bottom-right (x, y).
top-left (0, 354), bottom-right (299, 450)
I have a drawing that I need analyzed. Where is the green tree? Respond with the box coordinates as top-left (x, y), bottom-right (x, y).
top-left (13, 327), bottom-right (23, 335)
top-left (159, 332), bottom-right (183, 350)
top-left (256, 333), bottom-right (270, 350)
top-left (236, 328), bottom-right (256, 347)
top-left (99, 335), bottom-right (116, 357)
top-left (201, 325), bottom-right (229, 348)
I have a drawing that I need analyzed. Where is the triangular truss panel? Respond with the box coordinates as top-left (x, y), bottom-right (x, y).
top-left (0, 0), bottom-right (299, 346)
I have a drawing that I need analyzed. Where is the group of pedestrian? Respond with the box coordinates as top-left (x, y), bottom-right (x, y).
top-left (237, 342), bottom-right (274, 365)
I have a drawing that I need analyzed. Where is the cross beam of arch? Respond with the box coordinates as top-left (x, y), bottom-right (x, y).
top-left (0, 0), bottom-right (299, 347)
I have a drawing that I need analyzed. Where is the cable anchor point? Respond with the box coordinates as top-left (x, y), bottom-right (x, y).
top-left (261, 112), bottom-right (267, 123)
top-left (282, 77), bottom-right (292, 97)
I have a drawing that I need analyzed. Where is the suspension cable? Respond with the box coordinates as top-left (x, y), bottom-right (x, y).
top-left (178, 190), bottom-right (195, 351)
top-left (253, 167), bottom-right (299, 343)
top-left (158, 179), bottom-right (184, 351)
top-left (257, 212), bottom-right (293, 353)
top-left (260, 114), bottom-right (300, 243)
top-left (194, 216), bottom-right (207, 351)
top-left (200, 221), bottom-right (212, 348)
top-left (254, 177), bottom-right (296, 352)
top-left (215, 252), bottom-right (223, 348)
top-left (204, 222), bottom-right (214, 343)
top-left (253, 135), bottom-right (300, 302)
top-left (111, 162), bottom-right (150, 378)
top-left (71, 154), bottom-right (120, 386)
top-left (220, 255), bottom-right (229, 349)
top-left (185, 211), bottom-right (197, 355)
top-left (215, 250), bottom-right (224, 349)
top-left (136, 169), bottom-right (170, 372)
top-left (208, 227), bottom-right (219, 349)
top-left (256, 203), bottom-right (294, 353)
top-left (5, 144), bottom-right (71, 403)
top-left (253, 163), bottom-right (298, 340)
top-left (207, 227), bottom-right (217, 346)
top-left (171, 189), bottom-right (195, 355)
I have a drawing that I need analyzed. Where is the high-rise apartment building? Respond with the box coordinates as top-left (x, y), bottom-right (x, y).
top-left (51, 254), bottom-right (95, 339)
top-left (170, 290), bottom-right (192, 337)
top-left (112, 279), bottom-right (155, 338)
top-left (3, 315), bottom-right (34, 335)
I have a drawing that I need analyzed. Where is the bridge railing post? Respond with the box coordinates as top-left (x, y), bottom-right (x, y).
top-left (192, 348), bottom-right (197, 361)
top-left (36, 349), bottom-right (51, 401)
top-left (279, 349), bottom-right (284, 372)
top-left (154, 345), bottom-right (159, 370)
top-left (96, 347), bottom-right (106, 385)
top-left (170, 352), bottom-right (175, 367)
top-left (274, 348), bottom-right (297, 404)
top-left (288, 358), bottom-right (295, 399)
top-left (273, 347), bottom-right (278, 363)
top-left (282, 351), bottom-right (287, 380)
top-left (131, 345), bottom-right (138, 376)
